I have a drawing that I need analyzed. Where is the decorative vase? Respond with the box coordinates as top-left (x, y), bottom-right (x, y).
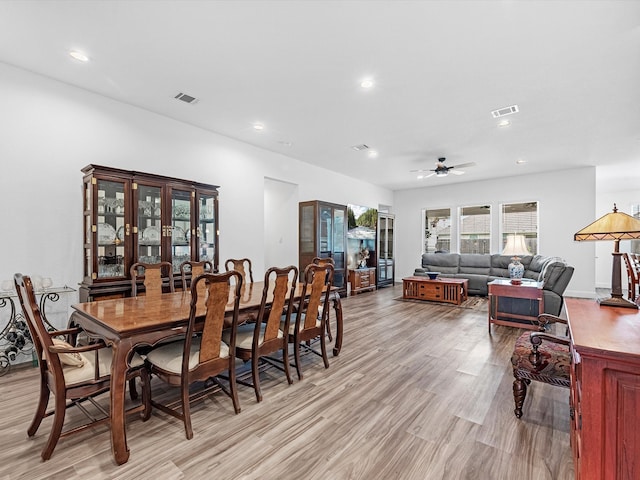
top-left (509, 256), bottom-right (524, 284)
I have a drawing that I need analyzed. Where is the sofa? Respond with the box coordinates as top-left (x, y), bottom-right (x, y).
top-left (414, 253), bottom-right (574, 316)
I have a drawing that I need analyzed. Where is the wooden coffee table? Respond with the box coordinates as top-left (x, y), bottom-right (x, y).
top-left (402, 276), bottom-right (469, 305)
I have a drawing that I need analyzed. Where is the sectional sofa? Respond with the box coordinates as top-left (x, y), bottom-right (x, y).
top-left (414, 253), bottom-right (574, 316)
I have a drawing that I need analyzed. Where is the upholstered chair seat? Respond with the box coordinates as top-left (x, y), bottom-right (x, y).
top-left (511, 314), bottom-right (571, 418)
top-left (60, 348), bottom-right (145, 386)
top-left (225, 323), bottom-right (284, 351)
top-left (146, 337), bottom-right (230, 374)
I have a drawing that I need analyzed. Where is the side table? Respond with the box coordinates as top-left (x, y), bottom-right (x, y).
top-left (488, 279), bottom-right (544, 333)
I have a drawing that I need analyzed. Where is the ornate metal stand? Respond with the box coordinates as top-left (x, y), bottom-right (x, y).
top-left (0, 286), bottom-right (75, 376)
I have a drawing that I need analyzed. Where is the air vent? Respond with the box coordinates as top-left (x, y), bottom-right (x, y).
top-left (351, 144), bottom-right (369, 151)
top-left (491, 105), bottom-right (519, 118)
top-left (174, 92), bottom-right (198, 104)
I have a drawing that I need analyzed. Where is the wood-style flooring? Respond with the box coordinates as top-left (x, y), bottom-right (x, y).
top-left (0, 285), bottom-right (574, 479)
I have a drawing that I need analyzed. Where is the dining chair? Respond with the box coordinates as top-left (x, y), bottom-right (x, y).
top-left (284, 262), bottom-right (334, 380)
top-left (144, 270), bottom-right (243, 439)
top-left (312, 256), bottom-right (336, 341)
top-left (225, 265), bottom-right (298, 402)
top-left (224, 258), bottom-right (254, 284)
top-left (623, 253), bottom-right (639, 302)
top-left (130, 261), bottom-right (175, 297)
top-left (14, 273), bottom-right (151, 461)
top-left (511, 313), bottom-right (571, 418)
top-left (179, 260), bottom-right (214, 293)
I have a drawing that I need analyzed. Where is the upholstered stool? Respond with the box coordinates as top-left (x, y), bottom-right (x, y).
top-left (511, 329), bottom-right (571, 418)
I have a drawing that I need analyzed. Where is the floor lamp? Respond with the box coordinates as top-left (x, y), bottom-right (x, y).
top-left (574, 204), bottom-right (640, 309)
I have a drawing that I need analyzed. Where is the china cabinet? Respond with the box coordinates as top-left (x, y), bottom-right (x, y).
top-left (299, 200), bottom-right (347, 296)
top-left (79, 165), bottom-right (219, 302)
top-left (377, 212), bottom-right (395, 287)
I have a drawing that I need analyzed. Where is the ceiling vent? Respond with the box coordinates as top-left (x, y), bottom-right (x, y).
top-left (174, 92), bottom-right (199, 104)
top-left (491, 105), bottom-right (519, 118)
top-left (351, 144), bottom-right (369, 151)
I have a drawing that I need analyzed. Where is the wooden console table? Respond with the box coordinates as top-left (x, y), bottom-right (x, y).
top-left (566, 298), bottom-right (640, 480)
top-left (348, 268), bottom-right (376, 295)
top-left (488, 279), bottom-right (544, 332)
top-left (402, 276), bottom-right (468, 305)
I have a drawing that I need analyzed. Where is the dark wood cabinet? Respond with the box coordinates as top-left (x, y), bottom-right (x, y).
top-left (565, 298), bottom-right (640, 480)
top-left (348, 268), bottom-right (375, 295)
top-left (299, 200), bottom-right (347, 296)
top-left (80, 165), bottom-right (219, 301)
top-left (377, 212), bottom-right (395, 287)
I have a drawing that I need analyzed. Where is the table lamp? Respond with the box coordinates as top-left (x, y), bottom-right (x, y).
top-left (503, 234), bottom-right (529, 284)
top-left (574, 204), bottom-right (640, 309)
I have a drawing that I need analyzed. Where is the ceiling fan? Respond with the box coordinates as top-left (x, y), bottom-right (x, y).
top-left (411, 157), bottom-right (476, 178)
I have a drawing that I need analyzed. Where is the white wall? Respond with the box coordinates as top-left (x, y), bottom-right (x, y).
top-left (393, 167), bottom-right (597, 298)
top-left (264, 177), bottom-right (299, 271)
top-left (0, 62), bottom-right (392, 294)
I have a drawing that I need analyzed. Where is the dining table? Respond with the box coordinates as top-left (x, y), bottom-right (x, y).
top-left (70, 280), bottom-right (343, 465)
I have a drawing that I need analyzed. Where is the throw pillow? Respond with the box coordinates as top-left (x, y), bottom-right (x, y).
top-left (51, 338), bottom-right (85, 367)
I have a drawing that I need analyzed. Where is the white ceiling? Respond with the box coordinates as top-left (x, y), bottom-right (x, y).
top-left (1, 1), bottom-right (639, 192)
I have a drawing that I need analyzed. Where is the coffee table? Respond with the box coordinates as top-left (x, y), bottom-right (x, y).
top-left (488, 278), bottom-right (544, 332)
top-left (402, 276), bottom-right (469, 305)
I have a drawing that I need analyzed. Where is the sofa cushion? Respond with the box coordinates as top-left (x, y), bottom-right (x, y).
top-left (541, 259), bottom-right (568, 289)
top-left (421, 253), bottom-right (460, 275)
top-left (459, 254), bottom-right (491, 275)
top-left (526, 255), bottom-right (549, 280)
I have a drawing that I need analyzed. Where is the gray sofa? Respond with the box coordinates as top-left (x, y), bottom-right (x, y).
top-left (414, 253), bottom-right (574, 316)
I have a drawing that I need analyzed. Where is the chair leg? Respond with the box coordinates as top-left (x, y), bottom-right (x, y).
top-left (320, 331), bottom-right (329, 369)
top-left (229, 359), bottom-right (241, 414)
top-left (513, 375), bottom-right (528, 419)
top-left (252, 355), bottom-right (262, 403)
top-left (293, 340), bottom-right (303, 380)
top-left (181, 378), bottom-right (193, 440)
top-left (138, 368), bottom-right (152, 421)
top-left (42, 394), bottom-right (66, 460)
top-left (129, 377), bottom-right (139, 401)
top-left (283, 345), bottom-right (293, 385)
top-left (28, 376), bottom-right (50, 437)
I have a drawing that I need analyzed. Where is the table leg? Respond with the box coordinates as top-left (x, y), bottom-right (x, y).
top-left (331, 293), bottom-right (343, 356)
top-left (110, 339), bottom-right (132, 465)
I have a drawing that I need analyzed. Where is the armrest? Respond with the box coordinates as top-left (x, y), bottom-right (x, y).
top-left (536, 313), bottom-right (567, 330)
top-left (529, 331), bottom-right (570, 366)
top-left (48, 341), bottom-right (105, 354)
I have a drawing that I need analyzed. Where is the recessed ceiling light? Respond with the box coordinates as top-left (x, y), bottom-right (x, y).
top-left (368, 149), bottom-right (378, 158)
top-left (69, 50), bottom-right (89, 62)
top-left (417, 174), bottom-right (424, 180)
top-left (360, 78), bottom-right (374, 89)
top-left (278, 140), bottom-right (292, 147)
top-left (516, 159), bottom-right (527, 165)
top-left (498, 119), bottom-right (511, 127)
top-left (253, 123), bottom-right (264, 131)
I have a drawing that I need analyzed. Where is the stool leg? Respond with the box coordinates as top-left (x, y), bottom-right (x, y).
top-left (513, 375), bottom-right (527, 418)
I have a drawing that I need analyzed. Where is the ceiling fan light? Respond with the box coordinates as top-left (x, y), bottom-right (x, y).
top-left (436, 170), bottom-right (448, 177)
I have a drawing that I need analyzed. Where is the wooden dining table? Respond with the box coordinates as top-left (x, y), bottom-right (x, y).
top-left (70, 281), bottom-right (343, 465)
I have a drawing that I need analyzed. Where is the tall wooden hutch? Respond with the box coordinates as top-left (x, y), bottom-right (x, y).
top-left (79, 165), bottom-right (219, 302)
top-left (298, 200), bottom-right (347, 296)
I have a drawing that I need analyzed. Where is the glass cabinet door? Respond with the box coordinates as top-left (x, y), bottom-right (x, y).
top-left (197, 192), bottom-right (217, 265)
top-left (135, 183), bottom-right (162, 265)
top-left (332, 207), bottom-right (346, 288)
top-left (94, 179), bottom-right (127, 279)
top-left (319, 206), bottom-right (332, 254)
top-left (170, 189), bottom-right (192, 273)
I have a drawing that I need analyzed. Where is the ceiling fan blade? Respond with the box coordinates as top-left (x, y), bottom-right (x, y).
top-left (449, 162), bottom-right (476, 169)
top-left (409, 168), bottom-right (433, 173)
top-left (421, 172), bottom-right (437, 178)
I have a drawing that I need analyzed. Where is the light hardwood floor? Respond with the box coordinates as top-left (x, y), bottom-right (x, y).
top-left (0, 285), bottom-right (574, 479)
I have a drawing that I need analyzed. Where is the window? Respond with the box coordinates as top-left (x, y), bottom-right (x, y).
top-left (501, 202), bottom-right (538, 254)
top-left (459, 205), bottom-right (491, 254)
top-left (424, 208), bottom-right (451, 253)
